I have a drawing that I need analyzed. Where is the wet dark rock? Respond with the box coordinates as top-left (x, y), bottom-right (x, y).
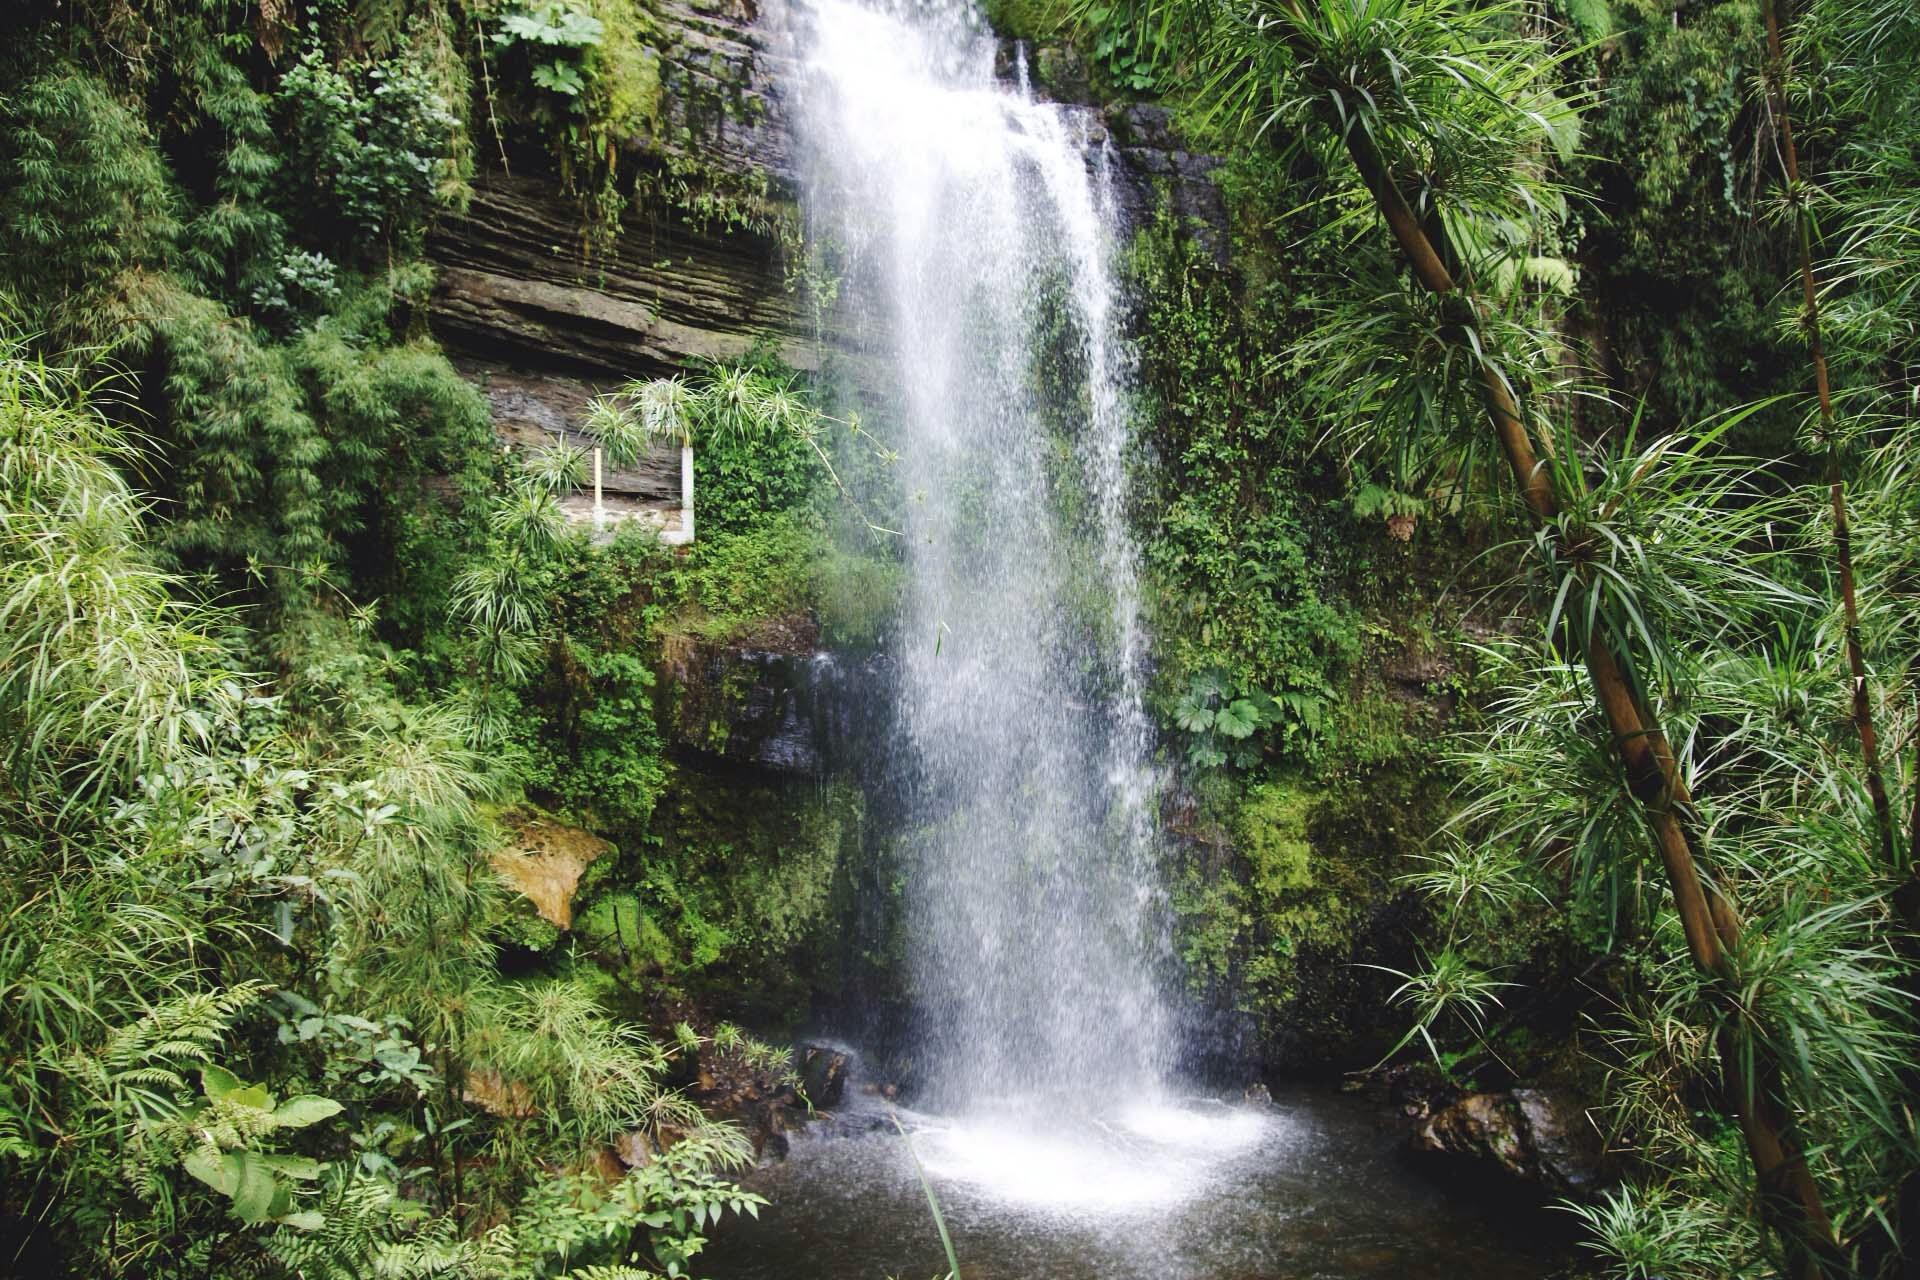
top-left (613, 1128), bottom-right (656, 1169)
top-left (1111, 103), bottom-right (1178, 150)
top-left (1101, 113), bottom-right (1230, 265)
top-left (686, 1042), bottom-right (806, 1160)
top-left (796, 1042), bottom-right (851, 1109)
top-left (657, 639), bottom-right (894, 777)
top-left (1412, 1088), bottom-right (1607, 1196)
top-left (1031, 44), bottom-right (1091, 101)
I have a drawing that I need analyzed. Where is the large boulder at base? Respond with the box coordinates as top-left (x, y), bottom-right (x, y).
top-left (1412, 1088), bottom-right (1606, 1196)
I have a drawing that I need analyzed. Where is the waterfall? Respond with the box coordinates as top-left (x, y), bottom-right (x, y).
top-left (783, 0), bottom-right (1171, 1111)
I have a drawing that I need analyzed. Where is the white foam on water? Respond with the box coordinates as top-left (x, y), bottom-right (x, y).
top-left (901, 1100), bottom-right (1275, 1213)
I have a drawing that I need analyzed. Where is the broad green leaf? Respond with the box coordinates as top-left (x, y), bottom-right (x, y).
top-left (1214, 700), bottom-right (1261, 739)
top-left (183, 1146), bottom-right (232, 1195)
top-left (272, 1096), bottom-right (343, 1129)
top-left (200, 1064), bottom-right (242, 1101)
top-left (227, 1081), bottom-right (273, 1112)
top-left (1173, 703), bottom-right (1215, 733)
top-left (258, 1154), bottom-right (325, 1180)
top-left (230, 1152), bottom-right (284, 1223)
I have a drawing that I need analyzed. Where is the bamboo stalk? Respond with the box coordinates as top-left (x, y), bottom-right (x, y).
top-left (1759, 0), bottom-right (1899, 870)
top-left (1337, 115), bottom-right (1843, 1278)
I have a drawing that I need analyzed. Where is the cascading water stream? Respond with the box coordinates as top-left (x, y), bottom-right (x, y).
top-left (784, 0), bottom-right (1169, 1117)
top-left (765, 0), bottom-right (1299, 1218)
top-left (700, 4), bottom-right (1573, 1269)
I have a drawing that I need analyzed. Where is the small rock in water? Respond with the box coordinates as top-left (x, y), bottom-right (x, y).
top-left (1242, 1082), bottom-right (1273, 1109)
top-left (796, 1043), bottom-right (850, 1110)
top-left (1412, 1088), bottom-right (1607, 1195)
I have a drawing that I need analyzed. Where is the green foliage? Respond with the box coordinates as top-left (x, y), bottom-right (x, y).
top-left (165, 1064), bottom-right (342, 1228)
top-left (0, 10), bottom-right (895, 1278)
top-left (1127, 201), bottom-right (1362, 768)
top-left (1564, 1183), bottom-right (1752, 1280)
top-left (1364, 947), bottom-right (1515, 1067)
top-left (0, 343), bottom-right (756, 1279)
top-left (985, 0), bottom-right (1074, 40)
top-left (1171, 670), bottom-right (1327, 768)
top-left (656, 516), bottom-right (819, 638)
top-left (1166, 771), bottom-right (1418, 1058)
top-left (1130, 0), bottom-right (1920, 1265)
top-left (0, 60), bottom-right (490, 594)
top-left (1078, 0), bottom-right (1164, 92)
top-left (1562, 0), bottom-right (1615, 38)
top-left (0, 68), bottom-right (177, 343)
top-left (588, 361), bottom-right (897, 537)
top-left (277, 41), bottom-right (465, 251)
top-left (1574, 0), bottom-right (1799, 448)
top-left (532, 646), bottom-right (667, 827)
top-left (1234, 782), bottom-right (1316, 895)
top-left (579, 771), bottom-right (860, 1017)
top-left (811, 540), bottom-right (903, 647)
top-left (494, 1), bottom-right (606, 117)
top-left (507, 1141), bottom-right (763, 1278)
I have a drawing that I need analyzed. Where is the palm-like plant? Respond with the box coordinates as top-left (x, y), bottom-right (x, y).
top-left (1751, 0), bottom-right (1906, 882)
top-left (585, 363), bottom-right (898, 534)
top-left (1131, 0), bottom-right (1917, 1268)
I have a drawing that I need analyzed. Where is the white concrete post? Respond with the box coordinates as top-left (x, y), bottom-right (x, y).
top-left (680, 443), bottom-right (694, 544)
top-left (592, 446), bottom-right (605, 532)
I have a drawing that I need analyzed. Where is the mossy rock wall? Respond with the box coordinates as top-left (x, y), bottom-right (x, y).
top-left (571, 762), bottom-right (871, 1027)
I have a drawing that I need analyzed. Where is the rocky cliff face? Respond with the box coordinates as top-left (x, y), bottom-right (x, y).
top-left (425, 0), bottom-right (1230, 648)
top-left (427, 2), bottom-right (1224, 386)
top-left (657, 629), bottom-right (895, 777)
top-left (429, 170), bottom-right (809, 378)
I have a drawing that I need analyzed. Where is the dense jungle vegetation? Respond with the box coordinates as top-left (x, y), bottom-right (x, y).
top-left (1, 0), bottom-right (1917, 1275)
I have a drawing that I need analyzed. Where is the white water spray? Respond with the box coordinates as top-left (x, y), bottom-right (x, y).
top-left (776, 0), bottom-right (1294, 1222)
top-left (784, 0), bottom-right (1172, 1125)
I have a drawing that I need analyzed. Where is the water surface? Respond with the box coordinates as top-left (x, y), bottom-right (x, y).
top-left (703, 1085), bottom-right (1562, 1279)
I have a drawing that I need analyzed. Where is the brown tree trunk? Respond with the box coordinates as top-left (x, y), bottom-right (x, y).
top-left (1337, 120), bottom-right (1844, 1278)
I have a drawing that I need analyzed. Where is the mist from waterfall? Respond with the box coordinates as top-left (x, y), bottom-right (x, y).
top-left (782, 0), bottom-right (1172, 1112)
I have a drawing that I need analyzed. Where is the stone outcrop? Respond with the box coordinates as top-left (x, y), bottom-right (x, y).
top-left (656, 631), bottom-right (893, 776)
top-left (430, 173), bottom-right (810, 378)
top-left (1103, 102), bottom-right (1229, 261)
top-left (429, 0), bottom-right (803, 377)
top-left (490, 814), bottom-right (613, 929)
top-left (1412, 1088), bottom-right (1608, 1196)
top-left (427, 12), bottom-right (1228, 382)
top-left (796, 1042), bottom-right (851, 1109)
top-left (459, 358), bottom-right (682, 497)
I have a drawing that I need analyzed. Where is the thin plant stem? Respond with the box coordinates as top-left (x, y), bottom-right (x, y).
top-left (890, 1111), bottom-right (961, 1280)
